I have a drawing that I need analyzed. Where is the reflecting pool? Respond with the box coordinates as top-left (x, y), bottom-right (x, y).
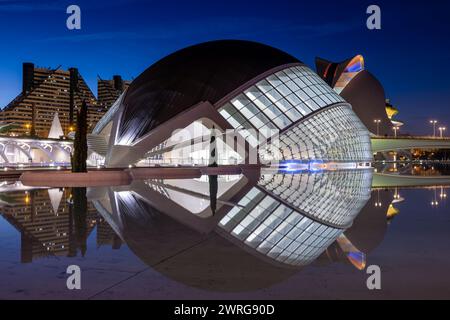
top-left (1, 168), bottom-right (450, 299)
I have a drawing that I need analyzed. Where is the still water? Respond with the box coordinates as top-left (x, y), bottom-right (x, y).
top-left (0, 168), bottom-right (450, 299)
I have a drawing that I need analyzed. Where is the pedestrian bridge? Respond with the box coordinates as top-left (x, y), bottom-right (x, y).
top-left (0, 136), bottom-right (72, 166)
top-left (1, 135), bottom-right (449, 167)
top-left (372, 137), bottom-right (450, 153)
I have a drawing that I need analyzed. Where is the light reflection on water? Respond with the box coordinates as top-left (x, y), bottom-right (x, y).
top-left (0, 168), bottom-right (450, 299)
top-left (374, 162), bottom-right (450, 175)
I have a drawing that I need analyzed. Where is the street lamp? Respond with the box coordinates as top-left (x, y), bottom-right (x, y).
top-left (430, 120), bottom-right (438, 138)
top-left (374, 119), bottom-right (381, 136)
top-left (393, 126), bottom-right (399, 138)
top-left (438, 127), bottom-right (446, 138)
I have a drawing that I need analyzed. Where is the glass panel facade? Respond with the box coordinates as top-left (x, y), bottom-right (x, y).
top-left (219, 187), bottom-right (344, 266)
top-left (137, 121), bottom-right (244, 166)
top-left (218, 65), bottom-right (345, 146)
top-left (260, 105), bottom-right (373, 162)
top-left (257, 170), bottom-right (373, 227)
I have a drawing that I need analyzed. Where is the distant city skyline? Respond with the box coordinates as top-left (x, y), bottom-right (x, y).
top-left (0, 0), bottom-right (449, 135)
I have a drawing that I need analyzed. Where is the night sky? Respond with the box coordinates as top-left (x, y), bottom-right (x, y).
top-left (0, 0), bottom-right (449, 135)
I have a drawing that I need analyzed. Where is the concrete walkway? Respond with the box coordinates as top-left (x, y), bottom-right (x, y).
top-left (19, 165), bottom-right (262, 187)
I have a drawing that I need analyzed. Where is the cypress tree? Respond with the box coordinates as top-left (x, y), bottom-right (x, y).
top-left (208, 126), bottom-right (218, 215)
top-left (72, 187), bottom-right (88, 257)
top-left (72, 101), bottom-right (88, 172)
top-left (208, 125), bottom-right (218, 167)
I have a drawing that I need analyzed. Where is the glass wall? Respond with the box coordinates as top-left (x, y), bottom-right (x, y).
top-left (260, 105), bottom-right (373, 162)
top-left (258, 170), bottom-right (373, 227)
top-left (137, 121), bottom-right (243, 166)
top-left (218, 65), bottom-right (346, 147)
top-left (219, 187), bottom-right (343, 266)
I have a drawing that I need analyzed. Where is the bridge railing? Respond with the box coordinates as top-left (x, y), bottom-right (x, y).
top-left (372, 135), bottom-right (450, 140)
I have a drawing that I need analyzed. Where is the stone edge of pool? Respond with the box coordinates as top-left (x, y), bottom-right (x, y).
top-left (19, 165), bottom-right (262, 187)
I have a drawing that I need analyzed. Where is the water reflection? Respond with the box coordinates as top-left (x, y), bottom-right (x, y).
top-left (374, 162), bottom-right (450, 175)
top-left (0, 188), bottom-right (99, 262)
top-left (87, 169), bottom-right (371, 271)
top-left (1, 168), bottom-right (450, 295)
top-left (320, 188), bottom-right (395, 269)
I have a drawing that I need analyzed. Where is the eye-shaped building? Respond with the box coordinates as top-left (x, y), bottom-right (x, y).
top-left (89, 40), bottom-right (373, 167)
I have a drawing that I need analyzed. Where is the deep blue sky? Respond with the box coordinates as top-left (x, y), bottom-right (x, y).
top-left (0, 0), bottom-right (449, 135)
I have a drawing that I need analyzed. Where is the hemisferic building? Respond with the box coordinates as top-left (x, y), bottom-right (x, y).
top-left (88, 40), bottom-right (373, 169)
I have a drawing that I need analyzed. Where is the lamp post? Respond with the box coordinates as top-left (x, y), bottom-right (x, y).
top-left (430, 120), bottom-right (438, 138)
top-left (374, 119), bottom-right (381, 136)
top-left (393, 126), bottom-right (399, 138)
top-left (438, 127), bottom-right (446, 139)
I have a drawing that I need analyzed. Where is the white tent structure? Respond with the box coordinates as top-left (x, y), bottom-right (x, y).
top-left (47, 188), bottom-right (64, 214)
top-left (48, 113), bottom-right (64, 139)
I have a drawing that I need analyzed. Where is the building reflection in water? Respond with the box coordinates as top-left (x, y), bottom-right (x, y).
top-left (321, 187), bottom-right (395, 270)
top-left (4, 169), bottom-right (445, 291)
top-left (0, 187), bottom-right (108, 263)
top-left (82, 168), bottom-right (372, 290)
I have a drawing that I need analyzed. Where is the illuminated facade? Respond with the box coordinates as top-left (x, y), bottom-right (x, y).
top-left (218, 65), bottom-right (346, 146)
top-left (97, 75), bottom-right (131, 110)
top-left (331, 55), bottom-right (364, 94)
top-left (385, 99), bottom-right (404, 127)
top-left (259, 105), bottom-right (371, 163)
top-left (0, 63), bottom-right (105, 138)
top-left (316, 55), bottom-right (403, 136)
top-left (90, 40), bottom-right (373, 167)
top-left (0, 136), bottom-right (72, 165)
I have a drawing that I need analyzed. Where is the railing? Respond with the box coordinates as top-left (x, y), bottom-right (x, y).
top-left (372, 135), bottom-right (450, 140)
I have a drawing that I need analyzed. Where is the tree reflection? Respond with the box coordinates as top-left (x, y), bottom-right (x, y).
top-left (209, 175), bottom-right (218, 216)
top-left (71, 187), bottom-right (88, 257)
